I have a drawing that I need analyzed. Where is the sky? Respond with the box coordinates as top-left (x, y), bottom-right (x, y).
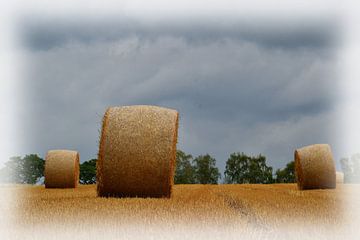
top-left (2, 2), bottom-right (360, 239)
top-left (14, 16), bottom-right (344, 173)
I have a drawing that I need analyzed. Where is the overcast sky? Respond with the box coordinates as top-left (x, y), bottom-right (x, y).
top-left (16, 16), bottom-right (343, 173)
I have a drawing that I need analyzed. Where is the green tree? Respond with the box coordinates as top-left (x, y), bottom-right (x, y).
top-left (352, 154), bottom-right (360, 183)
top-left (0, 154), bottom-right (45, 184)
top-left (340, 153), bottom-right (360, 183)
top-left (224, 152), bottom-right (273, 184)
top-left (174, 150), bottom-right (195, 184)
top-left (2, 156), bottom-right (22, 183)
top-left (193, 154), bottom-right (221, 184)
top-left (80, 159), bottom-right (97, 184)
top-left (340, 157), bottom-right (352, 183)
top-left (275, 161), bottom-right (295, 183)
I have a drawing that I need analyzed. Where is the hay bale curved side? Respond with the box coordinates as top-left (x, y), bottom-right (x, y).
top-left (294, 144), bottom-right (336, 190)
top-left (336, 171), bottom-right (344, 184)
top-left (45, 150), bottom-right (80, 188)
top-left (97, 105), bottom-right (179, 198)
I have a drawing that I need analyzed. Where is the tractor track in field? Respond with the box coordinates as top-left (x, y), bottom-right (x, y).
top-left (216, 191), bottom-right (269, 230)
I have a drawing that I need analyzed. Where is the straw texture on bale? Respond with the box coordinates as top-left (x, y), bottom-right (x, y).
top-left (336, 171), bottom-right (344, 184)
top-left (45, 150), bottom-right (80, 188)
top-left (295, 144), bottom-right (336, 190)
top-left (97, 105), bottom-right (179, 198)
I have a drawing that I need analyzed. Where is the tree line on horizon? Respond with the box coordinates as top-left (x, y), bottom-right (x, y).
top-left (0, 150), bottom-right (298, 185)
top-left (175, 150), bottom-right (295, 184)
top-left (340, 153), bottom-right (360, 183)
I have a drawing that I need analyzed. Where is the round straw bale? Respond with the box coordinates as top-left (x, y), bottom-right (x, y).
top-left (97, 105), bottom-right (179, 198)
top-left (294, 144), bottom-right (336, 190)
top-left (336, 171), bottom-right (344, 184)
top-left (45, 150), bottom-right (80, 188)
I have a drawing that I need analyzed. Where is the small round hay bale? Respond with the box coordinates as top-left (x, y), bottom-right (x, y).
top-left (45, 150), bottom-right (80, 188)
top-left (294, 144), bottom-right (336, 190)
top-left (336, 171), bottom-right (344, 184)
top-left (97, 105), bottom-right (179, 198)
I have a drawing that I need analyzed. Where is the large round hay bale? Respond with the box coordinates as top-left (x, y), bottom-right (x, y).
top-left (294, 144), bottom-right (336, 190)
top-left (336, 171), bottom-right (344, 184)
top-left (45, 150), bottom-right (80, 188)
top-left (97, 105), bottom-right (179, 198)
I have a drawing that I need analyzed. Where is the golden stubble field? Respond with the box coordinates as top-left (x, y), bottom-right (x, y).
top-left (1, 184), bottom-right (360, 240)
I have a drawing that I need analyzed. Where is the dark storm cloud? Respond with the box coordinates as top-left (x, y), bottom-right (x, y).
top-left (21, 17), bottom-right (336, 51)
top-left (19, 17), bottom-right (341, 174)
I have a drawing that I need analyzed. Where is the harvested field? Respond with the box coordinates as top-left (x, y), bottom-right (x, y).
top-left (2, 184), bottom-right (360, 240)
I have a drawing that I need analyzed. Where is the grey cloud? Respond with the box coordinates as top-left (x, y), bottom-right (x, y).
top-left (21, 17), bottom-right (337, 51)
top-left (19, 20), bottom-right (341, 174)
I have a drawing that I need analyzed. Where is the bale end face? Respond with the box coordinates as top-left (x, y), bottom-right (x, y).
top-left (295, 144), bottom-right (336, 190)
top-left (45, 150), bottom-right (80, 188)
top-left (97, 105), bottom-right (179, 198)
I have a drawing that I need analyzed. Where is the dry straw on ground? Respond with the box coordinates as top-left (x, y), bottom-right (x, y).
top-left (10, 184), bottom-right (353, 240)
top-left (336, 171), bottom-right (344, 184)
top-left (295, 144), bottom-right (336, 190)
top-left (45, 150), bottom-right (80, 188)
top-left (97, 105), bottom-right (179, 198)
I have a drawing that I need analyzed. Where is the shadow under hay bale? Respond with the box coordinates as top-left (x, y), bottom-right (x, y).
top-left (97, 105), bottom-right (179, 198)
top-left (295, 144), bottom-right (336, 190)
top-left (45, 150), bottom-right (80, 188)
